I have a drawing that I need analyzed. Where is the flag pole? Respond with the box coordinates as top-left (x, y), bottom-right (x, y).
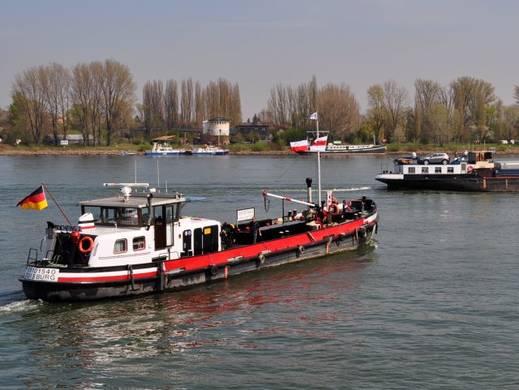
top-left (42, 183), bottom-right (72, 225)
top-left (316, 114), bottom-right (322, 206)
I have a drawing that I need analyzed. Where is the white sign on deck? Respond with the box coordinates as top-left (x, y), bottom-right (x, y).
top-left (236, 207), bottom-right (255, 222)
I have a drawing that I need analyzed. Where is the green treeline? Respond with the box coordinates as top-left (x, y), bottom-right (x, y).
top-left (265, 78), bottom-right (519, 145)
top-left (1, 59), bottom-right (519, 147)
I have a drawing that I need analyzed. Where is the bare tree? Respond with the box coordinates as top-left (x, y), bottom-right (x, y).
top-left (41, 63), bottom-right (72, 144)
top-left (366, 84), bottom-right (386, 142)
top-left (180, 79), bottom-right (194, 126)
top-left (382, 80), bottom-right (409, 142)
top-left (414, 79), bottom-right (445, 143)
top-left (72, 61), bottom-right (105, 145)
top-left (12, 66), bottom-right (48, 144)
top-left (71, 63), bottom-right (92, 145)
top-left (142, 80), bottom-right (164, 137)
top-left (194, 81), bottom-right (205, 126)
top-left (164, 79), bottom-right (178, 130)
top-left (100, 59), bottom-right (136, 145)
top-left (514, 85), bottom-right (519, 105)
top-left (317, 83), bottom-right (360, 139)
top-left (230, 82), bottom-right (242, 125)
top-left (450, 76), bottom-right (495, 141)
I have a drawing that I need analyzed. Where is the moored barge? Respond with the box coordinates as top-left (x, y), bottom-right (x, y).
top-left (376, 150), bottom-right (519, 191)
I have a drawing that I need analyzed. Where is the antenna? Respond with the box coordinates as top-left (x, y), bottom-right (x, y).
top-left (156, 159), bottom-right (160, 188)
top-left (134, 158), bottom-right (137, 183)
top-left (103, 183), bottom-right (149, 188)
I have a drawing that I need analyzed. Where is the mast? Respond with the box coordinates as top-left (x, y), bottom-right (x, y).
top-left (316, 114), bottom-right (322, 205)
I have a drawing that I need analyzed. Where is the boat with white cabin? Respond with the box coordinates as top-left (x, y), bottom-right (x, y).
top-left (20, 181), bottom-right (377, 301)
top-left (376, 150), bottom-right (519, 191)
top-left (188, 145), bottom-right (229, 155)
top-left (144, 141), bottom-right (185, 156)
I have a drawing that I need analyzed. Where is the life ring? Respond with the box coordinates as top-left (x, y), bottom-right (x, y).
top-left (78, 236), bottom-right (94, 254)
top-left (467, 166), bottom-right (474, 173)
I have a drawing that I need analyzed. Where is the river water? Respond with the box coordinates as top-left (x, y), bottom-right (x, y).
top-left (1, 154), bottom-right (518, 389)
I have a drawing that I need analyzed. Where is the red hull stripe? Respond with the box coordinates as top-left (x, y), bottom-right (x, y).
top-left (56, 219), bottom-right (369, 284)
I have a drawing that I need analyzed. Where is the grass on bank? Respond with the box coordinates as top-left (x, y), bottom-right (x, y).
top-left (385, 143), bottom-right (519, 153)
top-left (2, 141), bottom-right (519, 155)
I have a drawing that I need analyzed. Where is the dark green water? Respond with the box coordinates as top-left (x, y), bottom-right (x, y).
top-left (1, 155), bottom-right (519, 389)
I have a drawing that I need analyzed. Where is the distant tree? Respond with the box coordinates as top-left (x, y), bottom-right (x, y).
top-left (514, 85), bottom-right (519, 104)
top-left (100, 59), bottom-right (136, 145)
top-left (142, 80), bottom-right (164, 137)
top-left (194, 81), bottom-right (205, 126)
top-left (41, 63), bottom-right (72, 144)
top-left (317, 83), bottom-right (360, 140)
top-left (366, 84), bottom-right (386, 142)
top-left (382, 80), bottom-right (409, 143)
top-left (12, 66), bottom-right (48, 144)
top-left (164, 80), bottom-right (179, 130)
top-left (180, 79), bottom-right (193, 126)
top-left (504, 105), bottom-right (519, 140)
top-left (450, 76), bottom-right (495, 142)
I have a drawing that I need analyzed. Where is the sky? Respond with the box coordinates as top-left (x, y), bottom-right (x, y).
top-left (1, 0), bottom-right (518, 119)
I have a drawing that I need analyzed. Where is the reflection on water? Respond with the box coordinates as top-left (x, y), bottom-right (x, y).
top-left (3, 155), bottom-right (519, 388)
top-left (9, 251), bottom-right (373, 386)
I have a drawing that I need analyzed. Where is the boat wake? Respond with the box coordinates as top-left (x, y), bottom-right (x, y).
top-left (0, 290), bottom-right (42, 314)
top-left (331, 186), bottom-right (372, 192)
top-left (0, 299), bottom-right (43, 314)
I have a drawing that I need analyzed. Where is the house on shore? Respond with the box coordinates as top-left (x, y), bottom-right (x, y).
top-left (202, 117), bottom-right (230, 145)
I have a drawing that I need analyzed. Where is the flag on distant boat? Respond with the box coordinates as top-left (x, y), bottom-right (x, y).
top-left (17, 185), bottom-right (48, 210)
top-left (309, 112), bottom-right (318, 120)
top-left (290, 139), bottom-right (309, 153)
top-left (309, 135), bottom-right (328, 152)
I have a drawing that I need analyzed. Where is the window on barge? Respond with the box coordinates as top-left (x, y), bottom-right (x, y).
top-left (114, 239), bottom-right (127, 254)
top-left (81, 206), bottom-right (142, 227)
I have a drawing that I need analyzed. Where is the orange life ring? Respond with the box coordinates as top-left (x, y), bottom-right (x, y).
top-left (78, 236), bottom-right (94, 254)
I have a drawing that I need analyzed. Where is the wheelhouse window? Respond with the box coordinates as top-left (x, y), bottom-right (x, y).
top-left (421, 167), bottom-right (429, 173)
top-left (81, 206), bottom-right (141, 227)
top-left (435, 167), bottom-right (442, 173)
top-left (133, 236), bottom-right (146, 251)
top-left (408, 167), bottom-right (415, 174)
top-left (165, 205), bottom-right (179, 223)
top-left (114, 239), bottom-right (127, 254)
top-left (447, 167), bottom-right (454, 173)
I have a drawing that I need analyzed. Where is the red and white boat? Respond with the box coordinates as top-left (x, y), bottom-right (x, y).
top-left (19, 180), bottom-right (377, 302)
top-left (290, 136), bottom-right (386, 154)
top-left (20, 113), bottom-right (378, 302)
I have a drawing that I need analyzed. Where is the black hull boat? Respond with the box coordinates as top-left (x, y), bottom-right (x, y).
top-left (22, 219), bottom-right (376, 302)
top-left (20, 181), bottom-right (377, 302)
top-left (376, 173), bottom-right (519, 191)
top-left (20, 112), bottom-right (378, 302)
top-left (376, 150), bottom-right (519, 192)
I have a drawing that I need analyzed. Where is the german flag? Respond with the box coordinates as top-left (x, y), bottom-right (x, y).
top-left (17, 185), bottom-right (48, 210)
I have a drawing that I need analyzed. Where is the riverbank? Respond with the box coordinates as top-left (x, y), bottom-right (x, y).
top-left (2, 143), bottom-right (519, 156)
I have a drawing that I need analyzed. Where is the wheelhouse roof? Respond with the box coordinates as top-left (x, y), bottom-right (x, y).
top-left (80, 194), bottom-right (185, 209)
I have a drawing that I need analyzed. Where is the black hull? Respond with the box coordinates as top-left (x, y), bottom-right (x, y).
top-left (21, 226), bottom-right (376, 302)
top-left (377, 175), bottom-right (519, 192)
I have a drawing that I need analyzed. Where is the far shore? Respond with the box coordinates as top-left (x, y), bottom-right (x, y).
top-left (2, 144), bottom-right (519, 156)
